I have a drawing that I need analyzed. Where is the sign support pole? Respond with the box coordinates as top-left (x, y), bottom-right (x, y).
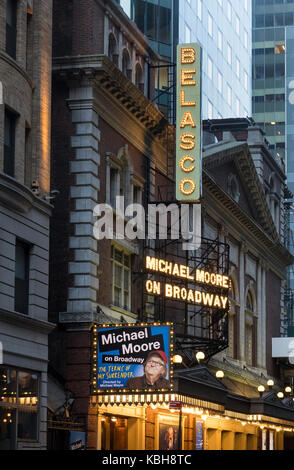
top-left (178, 405), bottom-right (183, 450)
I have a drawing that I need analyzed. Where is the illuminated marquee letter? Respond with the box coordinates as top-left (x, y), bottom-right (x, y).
top-left (180, 133), bottom-right (195, 150)
top-left (180, 112), bottom-right (196, 128)
top-left (179, 156), bottom-right (195, 173)
top-left (181, 47), bottom-right (196, 64)
top-left (181, 69), bottom-right (196, 86)
top-left (179, 179), bottom-right (196, 196)
top-left (180, 90), bottom-right (196, 107)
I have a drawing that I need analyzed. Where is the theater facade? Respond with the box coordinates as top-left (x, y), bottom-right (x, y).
top-left (49, 0), bottom-right (294, 451)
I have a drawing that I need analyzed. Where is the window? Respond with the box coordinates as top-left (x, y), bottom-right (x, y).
top-left (244, 29), bottom-right (248, 49)
top-left (133, 185), bottom-right (142, 205)
top-left (236, 57), bottom-right (240, 78)
top-left (227, 173), bottom-right (240, 202)
top-left (227, 1), bottom-right (232, 22)
top-left (111, 246), bottom-right (131, 311)
top-left (158, 5), bottom-right (171, 45)
top-left (208, 13), bottom-right (213, 37)
top-left (122, 49), bottom-right (131, 79)
top-left (207, 56), bottom-right (213, 80)
top-left (108, 147), bottom-right (131, 210)
top-left (217, 70), bottom-right (223, 93)
top-left (235, 15), bottom-right (240, 36)
top-left (245, 291), bottom-right (255, 367)
top-left (208, 100), bottom-right (213, 119)
top-left (135, 63), bottom-right (144, 92)
top-left (6, 0), bottom-right (17, 59)
top-left (244, 71), bottom-right (248, 91)
top-left (227, 44), bottom-right (232, 65)
top-left (110, 168), bottom-right (119, 208)
top-left (227, 84), bottom-right (232, 106)
top-left (4, 108), bottom-right (16, 177)
top-left (185, 24), bottom-right (191, 43)
top-left (0, 367), bottom-right (39, 449)
top-left (15, 240), bottom-right (30, 315)
top-left (275, 44), bottom-right (285, 55)
top-left (228, 279), bottom-right (237, 358)
top-left (197, 0), bottom-right (202, 20)
top-left (236, 97), bottom-right (240, 116)
top-left (25, 6), bottom-right (32, 72)
top-left (217, 29), bottom-right (223, 51)
top-left (108, 33), bottom-right (118, 66)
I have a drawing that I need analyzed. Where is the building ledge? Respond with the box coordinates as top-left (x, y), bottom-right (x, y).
top-left (0, 172), bottom-right (52, 217)
top-left (0, 307), bottom-right (55, 335)
top-left (0, 51), bottom-right (34, 90)
top-left (52, 54), bottom-right (173, 142)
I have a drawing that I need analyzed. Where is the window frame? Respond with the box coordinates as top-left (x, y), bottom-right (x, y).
top-left (111, 245), bottom-right (131, 312)
top-left (0, 367), bottom-right (40, 447)
top-left (6, 0), bottom-right (17, 60)
top-left (4, 107), bottom-right (17, 177)
top-left (14, 239), bottom-right (31, 315)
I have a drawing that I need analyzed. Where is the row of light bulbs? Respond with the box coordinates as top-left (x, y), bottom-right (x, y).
top-left (172, 351), bottom-right (206, 364)
top-left (174, 352), bottom-right (293, 398)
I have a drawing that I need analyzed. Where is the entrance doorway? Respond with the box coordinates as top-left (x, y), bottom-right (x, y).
top-left (101, 416), bottom-right (128, 450)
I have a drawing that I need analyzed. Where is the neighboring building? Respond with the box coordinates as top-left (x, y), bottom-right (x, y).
top-left (252, 0), bottom-right (292, 168)
top-left (0, 0), bottom-right (53, 450)
top-left (252, 0), bottom-right (294, 327)
top-left (117, 0), bottom-right (252, 120)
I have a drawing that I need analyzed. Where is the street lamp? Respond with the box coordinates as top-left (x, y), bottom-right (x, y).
top-left (267, 379), bottom-right (274, 390)
top-left (216, 370), bottom-right (224, 380)
top-left (285, 386), bottom-right (292, 395)
top-left (258, 385), bottom-right (265, 397)
top-left (277, 392), bottom-right (284, 399)
top-left (196, 351), bottom-right (205, 363)
top-left (173, 354), bottom-right (183, 364)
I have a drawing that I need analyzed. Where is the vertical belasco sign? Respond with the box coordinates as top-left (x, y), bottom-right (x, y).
top-left (92, 323), bottom-right (173, 393)
top-left (176, 43), bottom-right (202, 202)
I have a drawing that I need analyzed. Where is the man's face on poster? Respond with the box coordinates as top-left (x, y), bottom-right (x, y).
top-left (145, 354), bottom-right (166, 382)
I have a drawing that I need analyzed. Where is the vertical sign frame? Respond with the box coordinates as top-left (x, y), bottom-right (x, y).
top-left (176, 43), bottom-right (202, 202)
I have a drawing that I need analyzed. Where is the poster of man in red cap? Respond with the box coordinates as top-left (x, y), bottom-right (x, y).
top-left (95, 324), bottom-right (172, 392)
top-left (125, 350), bottom-right (169, 390)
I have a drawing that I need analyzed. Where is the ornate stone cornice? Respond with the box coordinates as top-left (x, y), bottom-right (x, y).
top-left (203, 171), bottom-right (294, 268)
top-left (53, 55), bottom-right (173, 142)
top-left (203, 142), bottom-right (279, 243)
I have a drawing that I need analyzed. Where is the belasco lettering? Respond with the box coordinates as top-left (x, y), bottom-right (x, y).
top-left (176, 44), bottom-right (202, 202)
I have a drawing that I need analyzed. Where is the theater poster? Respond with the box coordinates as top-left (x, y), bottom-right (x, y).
top-left (92, 323), bottom-right (172, 393)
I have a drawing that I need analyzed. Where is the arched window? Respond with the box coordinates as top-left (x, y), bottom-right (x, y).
top-left (108, 146), bottom-right (132, 210)
top-left (228, 277), bottom-right (237, 358)
top-left (122, 49), bottom-right (131, 79)
top-left (108, 33), bottom-right (118, 66)
top-left (135, 63), bottom-right (144, 92)
top-left (269, 176), bottom-right (279, 231)
top-left (227, 174), bottom-right (240, 203)
top-left (245, 289), bottom-right (255, 366)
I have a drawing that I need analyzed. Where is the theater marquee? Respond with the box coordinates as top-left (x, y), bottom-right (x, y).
top-left (91, 323), bottom-right (173, 394)
top-left (176, 43), bottom-right (202, 202)
top-left (144, 256), bottom-right (230, 310)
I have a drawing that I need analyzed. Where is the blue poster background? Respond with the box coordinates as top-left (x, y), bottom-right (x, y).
top-left (96, 325), bottom-right (171, 391)
top-left (196, 421), bottom-right (204, 450)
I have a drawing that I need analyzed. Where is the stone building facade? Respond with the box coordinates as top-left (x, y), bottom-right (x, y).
top-left (0, 0), bottom-right (53, 450)
top-left (49, 0), bottom-right (294, 451)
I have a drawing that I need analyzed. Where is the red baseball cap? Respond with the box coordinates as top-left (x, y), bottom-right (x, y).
top-left (146, 350), bottom-right (168, 364)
